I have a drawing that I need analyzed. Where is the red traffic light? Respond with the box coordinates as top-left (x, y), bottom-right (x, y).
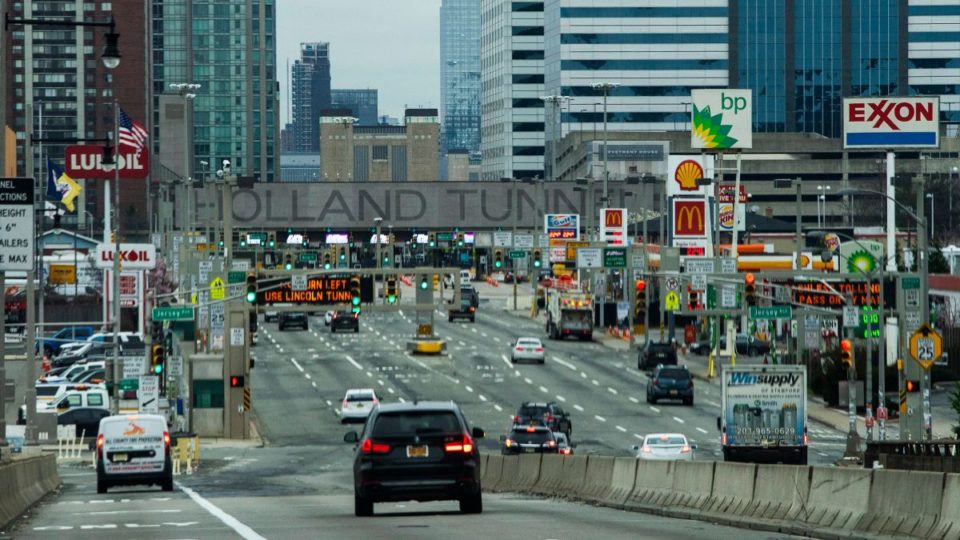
top-left (635, 279), bottom-right (646, 293)
top-left (840, 339), bottom-right (852, 353)
top-left (230, 375), bottom-right (245, 388)
top-left (744, 272), bottom-right (756, 285)
top-left (905, 380), bottom-right (920, 393)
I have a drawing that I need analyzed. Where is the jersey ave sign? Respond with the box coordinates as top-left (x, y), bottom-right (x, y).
top-left (909, 323), bottom-right (942, 370)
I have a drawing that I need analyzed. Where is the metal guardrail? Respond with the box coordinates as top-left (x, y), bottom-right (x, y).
top-left (865, 439), bottom-right (960, 470)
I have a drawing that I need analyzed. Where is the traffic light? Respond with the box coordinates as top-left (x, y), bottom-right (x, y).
top-left (905, 379), bottom-right (920, 393)
top-left (456, 233), bottom-right (464, 247)
top-left (385, 277), bottom-right (398, 304)
top-left (323, 250), bottom-right (332, 270)
top-left (245, 272), bottom-right (257, 303)
top-left (350, 275), bottom-right (362, 313)
top-left (230, 375), bottom-right (245, 388)
top-left (419, 275), bottom-right (429, 290)
top-left (338, 245), bottom-right (348, 264)
top-left (532, 249), bottom-right (542, 269)
top-left (267, 232), bottom-right (276, 248)
top-left (428, 233), bottom-right (436, 248)
top-left (840, 339), bottom-right (853, 367)
top-left (744, 273), bottom-right (757, 306)
top-left (494, 249), bottom-right (504, 269)
top-left (284, 251), bottom-right (293, 270)
top-left (635, 279), bottom-right (646, 319)
top-left (151, 343), bottom-right (164, 375)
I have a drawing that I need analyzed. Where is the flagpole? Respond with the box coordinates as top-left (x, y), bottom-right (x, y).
top-left (111, 99), bottom-right (121, 414)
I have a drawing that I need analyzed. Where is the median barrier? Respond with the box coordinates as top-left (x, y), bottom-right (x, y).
top-left (665, 461), bottom-right (714, 510)
top-left (802, 466), bottom-right (871, 530)
top-left (481, 454), bottom-right (502, 490)
top-left (934, 473), bottom-right (960, 540)
top-left (625, 459), bottom-right (674, 508)
top-left (749, 464), bottom-right (810, 521)
top-left (703, 462), bottom-right (756, 516)
top-left (556, 454), bottom-right (588, 494)
top-left (577, 455), bottom-right (616, 502)
top-left (531, 453), bottom-right (564, 495)
top-left (0, 455), bottom-right (60, 530)
top-left (495, 455), bottom-right (520, 492)
top-left (515, 454), bottom-right (542, 492)
top-left (601, 457), bottom-right (637, 508)
top-left (855, 469), bottom-right (944, 538)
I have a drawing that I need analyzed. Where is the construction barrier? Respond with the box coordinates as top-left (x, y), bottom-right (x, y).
top-left (803, 466), bottom-right (871, 530)
top-left (748, 464), bottom-right (810, 521)
top-left (515, 454), bottom-right (541, 492)
top-left (56, 424), bottom-right (86, 461)
top-left (703, 462), bottom-right (756, 516)
top-left (603, 457), bottom-right (638, 508)
top-left (625, 459), bottom-right (674, 508)
top-left (173, 436), bottom-right (201, 476)
top-left (481, 454), bottom-right (502, 490)
top-left (934, 472), bottom-right (960, 540)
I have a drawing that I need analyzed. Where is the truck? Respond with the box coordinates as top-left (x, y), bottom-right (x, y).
top-left (718, 365), bottom-right (808, 465)
top-left (544, 288), bottom-right (593, 341)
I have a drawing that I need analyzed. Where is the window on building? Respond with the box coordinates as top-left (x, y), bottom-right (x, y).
top-left (372, 145), bottom-right (388, 160)
top-left (193, 380), bottom-right (224, 408)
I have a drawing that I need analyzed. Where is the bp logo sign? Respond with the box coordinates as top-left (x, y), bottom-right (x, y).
top-left (847, 250), bottom-right (877, 274)
top-left (691, 89), bottom-right (753, 150)
top-left (839, 240), bottom-right (884, 275)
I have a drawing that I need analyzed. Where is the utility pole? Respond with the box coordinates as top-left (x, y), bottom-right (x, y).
top-left (916, 174), bottom-right (932, 440)
top-left (375, 217), bottom-right (383, 287)
top-left (512, 181), bottom-right (518, 311)
top-left (592, 82), bottom-right (618, 329)
top-left (110, 101), bottom-right (121, 414)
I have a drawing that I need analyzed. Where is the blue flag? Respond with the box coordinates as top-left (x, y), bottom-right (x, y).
top-left (46, 160), bottom-right (64, 203)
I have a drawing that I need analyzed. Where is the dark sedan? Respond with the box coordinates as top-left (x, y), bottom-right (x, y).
top-left (330, 311), bottom-right (360, 333)
top-left (646, 365), bottom-right (694, 405)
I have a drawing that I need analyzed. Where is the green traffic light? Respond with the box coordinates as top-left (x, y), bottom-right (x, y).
top-left (352, 306), bottom-right (361, 314)
top-left (387, 295), bottom-right (397, 304)
top-left (419, 279), bottom-right (428, 290)
top-left (429, 241), bottom-right (436, 247)
top-left (324, 262), bottom-right (331, 270)
top-left (534, 260), bottom-right (542, 268)
top-left (246, 291), bottom-right (257, 303)
top-left (153, 364), bottom-right (163, 375)
top-left (285, 263), bottom-right (293, 270)
top-left (352, 296), bottom-right (361, 306)
top-left (268, 240), bottom-right (275, 247)
top-left (495, 261), bottom-right (502, 268)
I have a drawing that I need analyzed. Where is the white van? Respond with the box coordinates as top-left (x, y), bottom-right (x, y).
top-left (96, 414), bottom-right (173, 493)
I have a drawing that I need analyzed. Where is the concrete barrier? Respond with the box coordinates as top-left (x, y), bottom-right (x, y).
top-left (855, 469), bottom-right (944, 538)
top-left (601, 457), bottom-right (637, 508)
top-left (495, 455), bottom-right (520, 492)
top-left (801, 467), bottom-right (871, 530)
top-left (481, 454), bottom-right (503, 491)
top-left (556, 454), bottom-right (588, 494)
top-left (665, 461), bottom-right (714, 510)
top-left (578, 455), bottom-right (616, 502)
top-left (625, 459), bottom-right (675, 508)
top-left (934, 473), bottom-right (960, 540)
top-left (703, 462), bottom-right (756, 516)
top-left (748, 464), bottom-right (810, 521)
top-left (531, 453), bottom-right (565, 495)
top-left (515, 454), bottom-right (542, 492)
top-left (0, 455), bottom-right (60, 530)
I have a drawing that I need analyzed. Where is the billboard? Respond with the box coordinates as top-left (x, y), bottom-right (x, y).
top-left (65, 145), bottom-right (149, 179)
top-left (673, 199), bottom-right (707, 237)
top-left (666, 155), bottom-right (714, 198)
top-left (600, 208), bottom-right (627, 245)
top-left (544, 214), bottom-right (580, 241)
top-left (843, 97), bottom-right (940, 149)
top-left (691, 89), bottom-right (753, 150)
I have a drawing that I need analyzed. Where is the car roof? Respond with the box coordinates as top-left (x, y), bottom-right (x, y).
top-left (100, 413), bottom-right (166, 424)
top-left (345, 388), bottom-right (376, 395)
top-left (373, 401), bottom-right (461, 413)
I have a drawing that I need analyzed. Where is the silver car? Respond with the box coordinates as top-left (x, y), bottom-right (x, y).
top-left (634, 433), bottom-right (695, 461)
top-left (510, 337), bottom-right (545, 364)
top-left (339, 388), bottom-right (379, 423)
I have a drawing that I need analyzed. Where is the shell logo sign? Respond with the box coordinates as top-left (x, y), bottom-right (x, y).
top-left (674, 160), bottom-right (704, 191)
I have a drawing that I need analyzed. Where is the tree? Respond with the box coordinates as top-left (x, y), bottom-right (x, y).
top-left (951, 382), bottom-right (960, 439)
top-left (929, 238), bottom-right (950, 274)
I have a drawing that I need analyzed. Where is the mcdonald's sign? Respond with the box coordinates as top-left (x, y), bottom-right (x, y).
top-left (600, 208), bottom-right (627, 245)
top-left (673, 200), bottom-right (706, 237)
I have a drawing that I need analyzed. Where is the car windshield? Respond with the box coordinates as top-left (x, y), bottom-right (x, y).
top-left (517, 339), bottom-right (540, 347)
top-left (658, 368), bottom-right (689, 380)
top-left (511, 430), bottom-right (553, 444)
top-left (371, 411), bottom-right (461, 437)
top-left (346, 393), bottom-right (375, 402)
top-left (646, 436), bottom-right (687, 446)
top-left (518, 405), bottom-right (548, 417)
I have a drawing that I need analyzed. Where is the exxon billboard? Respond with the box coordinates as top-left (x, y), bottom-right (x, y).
top-left (843, 97), bottom-right (940, 149)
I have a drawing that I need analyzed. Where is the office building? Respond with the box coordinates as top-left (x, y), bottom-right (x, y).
top-left (440, 0), bottom-right (482, 157)
top-left (480, 0), bottom-right (545, 181)
top-left (331, 89), bottom-right (378, 126)
top-left (150, 0), bottom-right (280, 182)
top-left (290, 42), bottom-right (331, 152)
top-left (320, 108), bottom-right (440, 182)
top-left (5, 0), bottom-right (149, 232)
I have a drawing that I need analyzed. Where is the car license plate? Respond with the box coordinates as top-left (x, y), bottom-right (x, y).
top-left (112, 453), bottom-right (128, 462)
top-left (524, 447), bottom-right (535, 453)
top-left (356, 403), bottom-right (364, 409)
top-left (406, 445), bottom-right (428, 458)
top-left (670, 390), bottom-right (678, 396)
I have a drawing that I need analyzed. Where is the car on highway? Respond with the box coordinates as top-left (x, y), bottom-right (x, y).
top-left (96, 413), bottom-right (173, 493)
top-left (340, 388), bottom-right (379, 424)
top-left (646, 365), bottom-right (694, 405)
top-left (554, 431), bottom-right (574, 455)
top-left (447, 297), bottom-right (476, 323)
top-left (638, 341), bottom-right (677, 370)
top-left (264, 310), bottom-right (279, 323)
top-left (500, 424), bottom-right (558, 455)
top-left (344, 400), bottom-right (485, 516)
top-left (513, 401), bottom-right (571, 439)
top-left (278, 311), bottom-right (309, 331)
top-left (634, 433), bottom-right (695, 461)
top-left (510, 337), bottom-right (545, 364)
top-left (330, 310), bottom-right (360, 333)
top-left (324, 310), bottom-right (336, 326)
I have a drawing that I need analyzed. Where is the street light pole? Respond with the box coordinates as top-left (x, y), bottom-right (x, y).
top-left (374, 217), bottom-right (383, 288)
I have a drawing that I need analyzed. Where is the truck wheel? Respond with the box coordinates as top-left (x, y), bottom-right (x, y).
top-left (799, 448), bottom-right (808, 465)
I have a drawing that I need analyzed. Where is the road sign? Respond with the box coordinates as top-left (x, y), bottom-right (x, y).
top-left (576, 248), bottom-right (602, 268)
top-left (749, 305), bottom-right (793, 320)
top-left (909, 323), bottom-right (942, 370)
top-left (720, 258), bottom-right (737, 274)
top-left (632, 252), bottom-right (646, 269)
top-left (566, 241), bottom-right (590, 261)
top-left (664, 290), bottom-right (680, 312)
top-left (603, 248), bottom-right (627, 268)
top-left (228, 271), bottom-right (246, 284)
top-left (665, 275), bottom-right (680, 292)
top-left (691, 274), bottom-right (707, 292)
top-left (168, 355), bottom-right (183, 377)
top-left (685, 258), bottom-right (715, 274)
top-left (199, 261), bottom-right (213, 283)
top-left (123, 356), bottom-right (146, 379)
top-left (901, 277), bottom-right (920, 290)
top-left (0, 178), bottom-right (35, 271)
top-left (514, 234), bottom-right (534, 249)
top-left (210, 303), bottom-right (225, 330)
top-left (721, 285), bottom-right (736, 308)
top-left (292, 274), bottom-right (308, 291)
top-left (843, 306), bottom-right (859, 328)
top-left (299, 251), bottom-right (317, 263)
top-left (538, 234), bottom-right (550, 247)
top-left (230, 327), bottom-right (245, 346)
top-left (493, 231), bottom-right (512, 247)
top-left (210, 276), bottom-right (225, 300)
top-left (904, 289), bottom-right (920, 309)
top-left (152, 306), bottom-right (194, 322)
top-left (509, 250), bottom-right (526, 259)
top-left (138, 375), bottom-right (159, 414)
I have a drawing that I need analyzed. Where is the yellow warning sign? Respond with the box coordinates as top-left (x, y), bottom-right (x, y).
top-left (664, 290), bottom-right (680, 312)
top-left (210, 276), bottom-right (225, 301)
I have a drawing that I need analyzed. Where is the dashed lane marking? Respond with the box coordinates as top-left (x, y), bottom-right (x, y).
top-left (479, 394), bottom-right (487, 402)
top-left (594, 415), bottom-right (607, 422)
top-left (607, 387), bottom-right (618, 395)
top-left (345, 355), bottom-right (363, 371)
top-left (573, 405), bottom-right (584, 412)
top-left (633, 433), bottom-right (644, 440)
top-left (465, 385), bottom-right (474, 393)
top-left (289, 358), bottom-right (304, 373)
top-left (493, 404), bottom-right (503, 411)
top-left (500, 354), bottom-right (513, 368)
top-left (387, 388), bottom-right (395, 394)
top-left (592, 379), bottom-right (600, 386)
top-left (539, 386), bottom-right (549, 393)
top-left (615, 425), bottom-right (627, 433)
top-left (304, 373), bottom-right (311, 380)
top-left (628, 396), bottom-right (639, 403)
top-left (550, 356), bottom-right (578, 371)
top-left (673, 417), bottom-right (685, 424)
top-left (650, 406), bottom-right (660, 413)
top-left (696, 427), bottom-right (708, 434)
top-left (556, 395), bottom-right (566, 402)
top-left (524, 377), bottom-right (533, 385)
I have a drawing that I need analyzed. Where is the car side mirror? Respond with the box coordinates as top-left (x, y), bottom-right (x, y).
top-left (499, 435), bottom-right (507, 443)
top-left (343, 431), bottom-right (359, 444)
top-left (716, 417), bottom-right (722, 431)
top-left (631, 444), bottom-right (640, 451)
top-left (691, 444), bottom-right (698, 450)
top-left (471, 427), bottom-right (485, 439)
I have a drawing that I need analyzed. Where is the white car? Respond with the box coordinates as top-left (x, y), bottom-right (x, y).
top-left (324, 310), bottom-right (336, 326)
top-left (634, 433), bottom-right (695, 461)
top-left (339, 388), bottom-right (379, 423)
top-left (510, 337), bottom-right (545, 364)
top-left (96, 414), bottom-right (173, 493)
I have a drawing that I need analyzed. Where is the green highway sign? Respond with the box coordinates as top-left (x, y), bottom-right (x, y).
top-left (152, 306), bottom-right (194, 322)
top-left (227, 271), bottom-right (246, 284)
top-left (603, 248), bottom-right (627, 268)
top-left (901, 277), bottom-right (920, 290)
top-left (437, 232), bottom-right (455, 242)
top-left (299, 251), bottom-right (318, 262)
top-left (749, 305), bottom-right (792, 320)
top-left (509, 250), bottom-right (526, 259)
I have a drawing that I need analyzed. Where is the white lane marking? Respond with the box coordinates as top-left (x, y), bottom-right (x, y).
top-left (573, 404), bottom-right (584, 412)
top-left (556, 395), bottom-right (566, 402)
top-left (628, 396), bottom-right (639, 404)
top-left (633, 433), bottom-right (644, 440)
top-left (479, 394), bottom-right (488, 402)
top-left (493, 404), bottom-right (503, 411)
top-left (345, 355), bottom-right (363, 371)
top-left (83, 509), bottom-right (183, 516)
top-left (550, 356), bottom-right (578, 371)
top-left (178, 484), bottom-right (267, 540)
top-left (325, 400), bottom-right (332, 406)
top-left (459, 341), bottom-right (467, 347)
top-left (696, 427), bottom-right (708, 434)
top-left (539, 386), bottom-right (549, 394)
top-left (471, 328), bottom-right (478, 333)
top-left (312, 382), bottom-right (317, 388)
top-left (615, 425), bottom-right (627, 433)
top-left (387, 388), bottom-right (396, 394)
top-left (673, 416), bottom-right (686, 424)
top-left (277, 347), bottom-right (284, 353)
top-left (607, 387), bottom-right (618, 395)
top-left (580, 372), bottom-right (587, 379)
top-left (500, 354), bottom-right (513, 368)
top-left (493, 337), bottom-right (502, 343)
top-left (399, 397), bottom-right (407, 403)
top-left (465, 385), bottom-right (474, 393)
top-left (705, 399), bottom-right (721, 408)
top-left (304, 373), bottom-right (311, 380)
top-left (289, 358), bottom-right (304, 373)
top-left (514, 370), bottom-right (521, 377)
top-left (592, 379), bottom-right (599, 386)
top-left (366, 371), bottom-right (374, 378)
top-left (650, 406), bottom-right (660, 413)
top-left (524, 377), bottom-right (533, 385)
top-left (594, 415), bottom-right (607, 422)
top-left (377, 379), bottom-right (385, 386)
top-left (481, 332), bottom-right (489, 338)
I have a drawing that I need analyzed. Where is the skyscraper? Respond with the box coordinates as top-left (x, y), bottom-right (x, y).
top-left (331, 89), bottom-right (379, 126)
top-left (290, 42), bottom-right (331, 152)
top-left (150, 0), bottom-right (280, 182)
top-left (440, 0), bottom-right (481, 157)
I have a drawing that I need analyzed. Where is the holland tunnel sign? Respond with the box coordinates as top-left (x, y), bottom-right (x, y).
top-left (194, 182), bottom-right (631, 230)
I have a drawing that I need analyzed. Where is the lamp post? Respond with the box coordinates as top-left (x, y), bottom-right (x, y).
top-left (500, 178), bottom-right (520, 311)
top-left (816, 185), bottom-right (831, 228)
top-left (541, 96), bottom-right (571, 182)
top-left (591, 82), bottom-right (619, 210)
top-left (169, 83), bottom-right (200, 234)
top-left (926, 193), bottom-right (934, 242)
top-left (374, 217), bottom-right (384, 289)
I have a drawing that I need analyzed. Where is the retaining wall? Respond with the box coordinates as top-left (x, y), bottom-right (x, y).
top-left (0, 455), bottom-right (60, 530)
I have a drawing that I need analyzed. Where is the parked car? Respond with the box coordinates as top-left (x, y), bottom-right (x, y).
top-left (36, 326), bottom-right (95, 357)
top-left (720, 334), bottom-right (771, 356)
top-left (638, 341), bottom-right (677, 370)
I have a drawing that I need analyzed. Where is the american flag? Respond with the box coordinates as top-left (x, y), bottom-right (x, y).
top-left (118, 108), bottom-right (148, 156)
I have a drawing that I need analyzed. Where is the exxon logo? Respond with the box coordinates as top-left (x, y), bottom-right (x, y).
top-left (728, 372), bottom-right (801, 387)
top-left (848, 99), bottom-right (936, 130)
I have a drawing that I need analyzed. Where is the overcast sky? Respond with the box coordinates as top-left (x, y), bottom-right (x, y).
top-left (276, 0), bottom-right (442, 125)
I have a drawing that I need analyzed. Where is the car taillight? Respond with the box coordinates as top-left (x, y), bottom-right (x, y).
top-left (163, 431), bottom-right (171, 447)
top-left (535, 347), bottom-right (544, 352)
top-left (681, 445), bottom-right (691, 453)
top-left (342, 400), bottom-right (349, 409)
top-left (372, 399), bottom-right (379, 406)
top-left (546, 440), bottom-right (556, 448)
top-left (444, 434), bottom-right (474, 453)
top-left (525, 425), bottom-right (536, 433)
top-left (505, 438), bottom-right (515, 448)
top-left (641, 445), bottom-right (652, 453)
top-left (96, 434), bottom-right (104, 449)
top-left (513, 415), bottom-right (521, 423)
top-left (515, 346), bottom-right (523, 352)
top-left (559, 448), bottom-right (571, 455)
top-left (360, 439), bottom-right (391, 454)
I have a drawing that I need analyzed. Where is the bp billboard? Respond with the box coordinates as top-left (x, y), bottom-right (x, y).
top-left (691, 89), bottom-right (753, 150)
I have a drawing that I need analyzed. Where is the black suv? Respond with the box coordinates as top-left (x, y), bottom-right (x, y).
top-left (639, 341), bottom-right (677, 370)
top-left (278, 311), bottom-right (308, 331)
top-left (501, 425), bottom-right (558, 455)
top-left (344, 401), bottom-right (485, 516)
top-left (330, 310), bottom-right (360, 333)
top-left (513, 401), bottom-right (571, 439)
top-left (646, 365), bottom-right (694, 405)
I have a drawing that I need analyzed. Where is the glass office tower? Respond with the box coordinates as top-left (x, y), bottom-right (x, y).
top-left (440, 0), bottom-right (482, 157)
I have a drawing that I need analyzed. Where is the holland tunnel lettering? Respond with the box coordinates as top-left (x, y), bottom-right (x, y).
top-left (194, 182), bottom-right (635, 230)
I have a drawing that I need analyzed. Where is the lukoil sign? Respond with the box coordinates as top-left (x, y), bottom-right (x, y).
top-left (691, 89), bottom-right (753, 150)
top-left (95, 243), bottom-right (157, 269)
top-left (843, 97), bottom-right (940, 149)
top-left (65, 145), bottom-right (150, 179)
